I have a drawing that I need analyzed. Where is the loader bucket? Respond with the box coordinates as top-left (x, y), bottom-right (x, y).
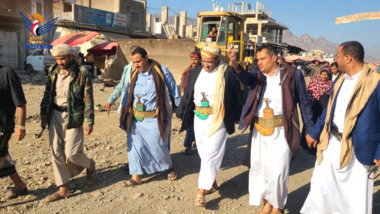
top-left (101, 45), bottom-right (128, 86)
top-left (117, 39), bottom-right (196, 82)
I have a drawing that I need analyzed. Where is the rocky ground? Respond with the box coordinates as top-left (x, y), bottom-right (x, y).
top-left (0, 72), bottom-right (379, 214)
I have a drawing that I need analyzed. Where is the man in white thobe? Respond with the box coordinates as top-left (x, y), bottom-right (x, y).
top-left (229, 44), bottom-right (314, 214)
top-left (302, 41), bottom-right (380, 214)
top-left (176, 46), bottom-right (241, 207)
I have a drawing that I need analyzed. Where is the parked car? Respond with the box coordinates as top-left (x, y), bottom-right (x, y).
top-left (25, 49), bottom-right (56, 74)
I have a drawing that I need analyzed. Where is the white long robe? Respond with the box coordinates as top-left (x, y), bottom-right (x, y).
top-left (301, 70), bottom-right (373, 214)
top-left (300, 135), bottom-right (373, 214)
top-left (249, 68), bottom-right (292, 209)
top-left (193, 67), bottom-right (227, 190)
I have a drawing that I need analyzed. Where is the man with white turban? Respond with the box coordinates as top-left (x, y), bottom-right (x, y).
top-left (176, 46), bottom-right (241, 207)
top-left (40, 44), bottom-right (95, 203)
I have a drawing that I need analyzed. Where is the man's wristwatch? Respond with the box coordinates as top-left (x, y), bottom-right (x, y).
top-left (16, 125), bottom-right (26, 130)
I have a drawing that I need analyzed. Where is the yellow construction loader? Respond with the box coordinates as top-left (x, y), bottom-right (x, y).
top-left (196, 11), bottom-right (255, 70)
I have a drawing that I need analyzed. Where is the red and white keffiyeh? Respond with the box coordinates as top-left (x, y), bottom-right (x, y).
top-left (307, 74), bottom-right (332, 103)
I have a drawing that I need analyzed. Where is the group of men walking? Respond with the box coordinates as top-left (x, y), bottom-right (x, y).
top-left (1, 40), bottom-right (379, 214)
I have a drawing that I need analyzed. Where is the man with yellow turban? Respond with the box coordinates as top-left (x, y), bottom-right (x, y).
top-left (176, 46), bottom-right (241, 207)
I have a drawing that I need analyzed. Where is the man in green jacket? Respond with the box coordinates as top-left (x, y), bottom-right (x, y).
top-left (40, 44), bottom-right (95, 203)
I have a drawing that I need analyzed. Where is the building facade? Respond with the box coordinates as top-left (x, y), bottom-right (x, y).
top-left (0, 0), bottom-right (54, 69)
top-left (238, 1), bottom-right (287, 47)
top-left (53, 0), bottom-right (146, 35)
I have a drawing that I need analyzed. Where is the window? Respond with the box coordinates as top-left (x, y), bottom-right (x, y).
top-left (132, 12), bottom-right (140, 24)
top-left (217, 17), bottom-right (227, 45)
top-left (227, 22), bottom-right (235, 41)
top-left (199, 17), bottom-right (221, 43)
top-left (63, 3), bottom-right (72, 12)
top-left (31, 0), bottom-right (44, 17)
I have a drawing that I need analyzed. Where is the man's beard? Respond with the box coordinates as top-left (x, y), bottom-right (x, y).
top-left (60, 60), bottom-right (74, 70)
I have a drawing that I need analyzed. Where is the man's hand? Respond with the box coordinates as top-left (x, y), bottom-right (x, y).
top-left (40, 114), bottom-right (47, 128)
top-left (105, 102), bottom-right (112, 109)
top-left (85, 126), bottom-right (93, 136)
top-left (176, 117), bottom-right (182, 121)
top-left (15, 104), bottom-right (26, 141)
top-left (227, 46), bottom-right (240, 73)
top-left (15, 128), bottom-right (26, 141)
top-left (306, 134), bottom-right (317, 148)
top-left (374, 159), bottom-right (380, 167)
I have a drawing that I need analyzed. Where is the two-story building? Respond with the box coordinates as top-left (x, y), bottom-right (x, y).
top-left (233, 2), bottom-right (288, 48)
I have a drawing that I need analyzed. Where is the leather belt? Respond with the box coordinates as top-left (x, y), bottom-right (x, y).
top-left (254, 116), bottom-right (283, 128)
top-left (331, 123), bottom-right (342, 141)
top-left (133, 107), bottom-right (156, 118)
top-left (52, 103), bottom-right (67, 112)
top-left (195, 105), bottom-right (213, 115)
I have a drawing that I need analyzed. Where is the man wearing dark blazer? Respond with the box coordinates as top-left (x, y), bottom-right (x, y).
top-left (302, 41), bottom-right (380, 214)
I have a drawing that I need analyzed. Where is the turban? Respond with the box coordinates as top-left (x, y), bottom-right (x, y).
top-left (201, 46), bottom-right (220, 59)
top-left (189, 51), bottom-right (201, 59)
top-left (51, 44), bottom-right (78, 57)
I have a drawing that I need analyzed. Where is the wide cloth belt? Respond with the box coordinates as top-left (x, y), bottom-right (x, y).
top-left (254, 116), bottom-right (283, 128)
top-left (52, 103), bottom-right (67, 112)
top-left (195, 105), bottom-right (213, 115)
top-left (133, 107), bottom-right (156, 118)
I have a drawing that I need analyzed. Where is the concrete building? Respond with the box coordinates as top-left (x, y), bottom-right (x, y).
top-left (53, 0), bottom-right (147, 38)
top-left (62, 0), bottom-right (147, 32)
top-left (173, 15), bottom-right (179, 35)
top-left (146, 13), bottom-right (152, 33)
top-left (161, 6), bottom-right (168, 24)
top-left (185, 24), bottom-right (197, 39)
top-left (307, 49), bottom-right (325, 58)
top-left (179, 11), bottom-right (187, 38)
top-left (229, 1), bottom-right (287, 47)
top-left (0, 0), bottom-right (54, 69)
top-left (153, 17), bottom-right (160, 34)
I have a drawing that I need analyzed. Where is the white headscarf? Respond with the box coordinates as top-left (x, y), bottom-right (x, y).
top-left (51, 44), bottom-right (78, 57)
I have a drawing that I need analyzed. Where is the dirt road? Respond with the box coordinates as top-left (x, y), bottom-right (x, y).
top-left (0, 73), bottom-right (379, 214)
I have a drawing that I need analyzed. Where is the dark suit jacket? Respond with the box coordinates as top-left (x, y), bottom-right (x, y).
top-left (309, 80), bottom-right (380, 165)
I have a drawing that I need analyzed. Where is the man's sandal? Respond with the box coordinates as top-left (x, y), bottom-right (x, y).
top-left (194, 193), bottom-right (206, 207)
top-left (166, 167), bottom-right (177, 181)
top-left (120, 178), bottom-right (141, 188)
top-left (44, 192), bottom-right (69, 203)
top-left (4, 187), bottom-right (28, 200)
